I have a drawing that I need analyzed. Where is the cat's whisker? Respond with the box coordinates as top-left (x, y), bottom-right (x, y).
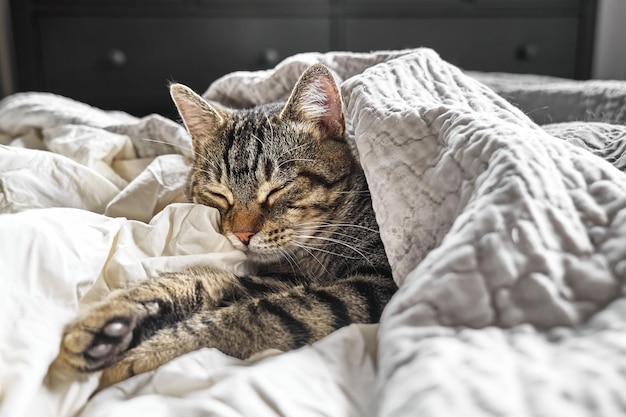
top-left (296, 234), bottom-right (374, 263)
top-left (141, 137), bottom-right (217, 170)
top-left (278, 247), bottom-right (304, 278)
top-left (282, 143), bottom-right (308, 155)
top-left (250, 133), bottom-right (264, 148)
top-left (276, 144), bottom-right (309, 163)
top-left (292, 242), bottom-right (361, 261)
top-left (141, 137), bottom-right (192, 154)
top-left (297, 226), bottom-right (372, 245)
top-left (194, 167), bottom-right (217, 178)
top-left (296, 237), bottom-right (372, 255)
top-left (298, 221), bottom-right (380, 234)
top-left (290, 243), bottom-right (334, 277)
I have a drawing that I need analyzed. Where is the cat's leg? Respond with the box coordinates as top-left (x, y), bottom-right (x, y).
top-left (98, 274), bottom-right (396, 389)
top-left (54, 266), bottom-right (244, 375)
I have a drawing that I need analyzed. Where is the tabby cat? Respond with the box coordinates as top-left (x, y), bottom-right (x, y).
top-left (54, 64), bottom-right (396, 390)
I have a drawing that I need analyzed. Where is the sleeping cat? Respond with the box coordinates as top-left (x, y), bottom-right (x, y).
top-left (54, 64), bottom-right (396, 390)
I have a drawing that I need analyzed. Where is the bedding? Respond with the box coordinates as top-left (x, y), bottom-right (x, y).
top-left (1, 48), bottom-right (625, 416)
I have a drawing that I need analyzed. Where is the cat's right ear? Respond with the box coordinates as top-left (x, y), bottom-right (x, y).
top-left (280, 64), bottom-right (345, 139)
top-left (170, 83), bottom-right (227, 142)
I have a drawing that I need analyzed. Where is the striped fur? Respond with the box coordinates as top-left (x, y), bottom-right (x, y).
top-left (54, 64), bottom-right (396, 390)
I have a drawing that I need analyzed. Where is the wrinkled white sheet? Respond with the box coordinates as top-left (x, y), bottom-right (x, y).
top-left (1, 49), bottom-right (626, 417)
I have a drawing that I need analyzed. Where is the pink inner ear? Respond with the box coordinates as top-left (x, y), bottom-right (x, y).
top-left (299, 76), bottom-right (345, 137)
top-left (171, 85), bottom-right (224, 139)
top-left (181, 103), bottom-right (211, 134)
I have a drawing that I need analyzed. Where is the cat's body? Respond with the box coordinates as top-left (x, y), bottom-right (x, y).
top-left (54, 64), bottom-right (396, 389)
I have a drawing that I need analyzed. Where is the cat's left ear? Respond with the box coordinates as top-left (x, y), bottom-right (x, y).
top-left (170, 83), bottom-right (229, 141)
top-left (280, 64), bottom-right (345, 138)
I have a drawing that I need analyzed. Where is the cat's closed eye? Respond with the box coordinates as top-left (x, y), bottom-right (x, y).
top-left (205, 188), bottom-right (233, 208)
top-left (267, 181), bottom-right (293, 201)
top-left (257, 180), bottom-right (293, 206)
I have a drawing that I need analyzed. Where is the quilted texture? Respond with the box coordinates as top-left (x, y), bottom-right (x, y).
top-left (344, 51), bottom-right (626, 326)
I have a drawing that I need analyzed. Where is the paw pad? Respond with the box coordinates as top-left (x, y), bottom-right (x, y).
top-left (86, 343), bottom-right (113, 359)
top-left (82, 317), bottom-right (134, 367)
top-left (104, 320), bottom-right (129, 337)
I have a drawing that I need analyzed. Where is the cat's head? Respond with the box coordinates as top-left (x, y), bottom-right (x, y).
top-left (171, 64), bottom-right (357, 264)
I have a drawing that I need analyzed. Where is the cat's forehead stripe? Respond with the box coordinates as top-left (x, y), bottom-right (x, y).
top-left (223, 116), bottom-right (273, 180)
top-left (249, 126), bottom-right (264, 177)
top-left (223, 124), bottom-right (235, 180)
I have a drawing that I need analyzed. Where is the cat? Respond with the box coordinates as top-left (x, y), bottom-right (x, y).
top-left (54, 63), bottom-right (397, 390)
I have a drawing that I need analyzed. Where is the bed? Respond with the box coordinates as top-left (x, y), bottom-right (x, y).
top-left (1, 48), bottom-right (625, 416)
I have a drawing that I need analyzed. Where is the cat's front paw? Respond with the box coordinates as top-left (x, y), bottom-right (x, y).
top-left (54, 297), bottom-right (161, 374)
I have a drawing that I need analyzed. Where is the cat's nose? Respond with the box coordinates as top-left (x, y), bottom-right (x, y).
top-left (234, 231), bottom-right (255, 246)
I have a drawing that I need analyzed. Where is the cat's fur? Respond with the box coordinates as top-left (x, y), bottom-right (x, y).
top-left (54, 64), bottom-right (396, 390)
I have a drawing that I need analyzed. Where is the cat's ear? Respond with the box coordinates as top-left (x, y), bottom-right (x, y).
top-left (170, 83), bottom-right (228, 141)
top-left (280, 64), bottom-right (345, 138)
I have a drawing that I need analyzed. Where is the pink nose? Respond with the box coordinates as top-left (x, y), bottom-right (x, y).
top-left (234, 231), bottom-right (255, 246)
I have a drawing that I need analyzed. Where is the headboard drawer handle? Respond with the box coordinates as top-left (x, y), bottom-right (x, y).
top-left (516, 44), bottom-right (539, 61)
top-left (260, 48), bottom-right (280, 67)
top-left (108, 49), bottom-right (128, 67)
